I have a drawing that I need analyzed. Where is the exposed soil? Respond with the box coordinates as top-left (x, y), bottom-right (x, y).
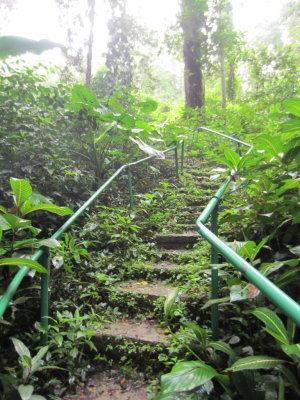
top-left (62, 370), bottom-right (153, 400)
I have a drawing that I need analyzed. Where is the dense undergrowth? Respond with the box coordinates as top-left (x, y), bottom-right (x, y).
top-left (0, 59), bottom-right (299, 399)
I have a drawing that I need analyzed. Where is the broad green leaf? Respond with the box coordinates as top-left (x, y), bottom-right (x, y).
top-left (21, 202), bottom-right (73, 216)
top-left (283, 98), bottom-right (300, 117)
top-left (275, 268), bottom-right (300, 287)
top-left (281, 343), bottom-right (300, 358)
top-left (0, 214), bottom-right (11, 230)
top-left (280, 119), bottom-right (300, 135)
top-left (282, 146), bottom-right (300, 164)
top-left (11, 337), bottom-right (31, 358)
top-left (18, 384), bottom-right (33, 400)
top-left (2, 214), bottom-right (32, 231)
top-left (137, 99), bottom-right (158, 113)
top-left (164, 288), bottom-right (179, 319)
top-left (13, 238), bottom-right (61, 250)
top-left (13, 238), bottom-right (40, 249)
top-left (0, 258), bottom-right (48, 274)
top-left (35, 239), bottom-right (61, 249)
top-left (10, 178), bottom-right (32, 207)
top-left (224, 148), bottom-right (240, 169)
top-left (108, 95), bottom-right (124, 113)
top-left (225, 356), bottom-right (283, 372)
top-left (0, 227), bottom-right (2, 240)
top-left (209, 341), bottom-right (235, 358)
top-left (256, 134), bottom-right (283, 158)
top-left (184, 321), bottom-right (208, 347)
top-left (31, 346), bottom-right (49, 374)
top-left (70, 84), bottom-right (99, 110)
top-left (160, 361), bottom-right (219, 393)
top-left (275, 179), bottom-right (300, 196)
top-left (0, 205), bottom-right (7, 213)
top-left (0, 36), bottom-right (66, 58)
top-left (252, 307), bottom-right (289, 345)
top-left (201, 297), bottom-right (230, 310)
top-left (288, 245), bottom-right (300, 257)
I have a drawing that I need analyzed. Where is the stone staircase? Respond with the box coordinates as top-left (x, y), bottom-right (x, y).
top-left (68, 159), bottom-right (223, 399)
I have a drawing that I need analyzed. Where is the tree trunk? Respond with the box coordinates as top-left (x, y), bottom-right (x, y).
top-left (181, 0), bottom-right (207, 109)
top-left (86, 0), bottom-right (95, 87)
top-left (220, 48), bottom-right (226, 109)
top-left (227, 62), bottom-right (235, 101)
top-left (183, 40), bottom-right (204, 108)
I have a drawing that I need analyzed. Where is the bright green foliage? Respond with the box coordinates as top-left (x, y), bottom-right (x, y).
top-left (158, 361), bottom-right (219, 395)
top-left (0, 178), bottom-right (72, 281)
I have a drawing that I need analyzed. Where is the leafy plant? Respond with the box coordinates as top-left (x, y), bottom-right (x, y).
top-left (0, 178), bottom-right (73, 286)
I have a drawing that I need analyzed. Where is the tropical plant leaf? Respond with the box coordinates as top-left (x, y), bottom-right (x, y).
top-left (256, 134), bottom-right (283, 158)
top-left (184, 321), bottom-right (209, 348)
top-left (35, 239), bottom-right (61, 249)
top-left (18, 384), bottom-right (34, 400)
top-left (21, 202), bottom-right (73, 216)
top-left (225, 356), bottom-right (284, 372)
top-left (224, 148), bottom-right (240, 169)
top-left (275, 179), bottom-right (300, 197)
top-left (283, 98), bottom-right (300, 117)
top-left (280, 119), bottom-right (300, 134)
top-left (252, 307), bottom-right (289, 345)
top-left (160, 361), bottom-right (219, 393)
top-left (201, 297), bottom-right (230, 310)
top-left (1, 214), bottom-right (32, 231)
top-left (0, 215), bottom-right (11, 231)
top-left (281, 343), bottom-right (300, 358)
top-left (0, 258), bottom-right (48, 274)
top-left (164, 288), bottom-right (180, 320)
top-left (10, 178), bottom-right (32, 207)
top-left (209, 341), bottom-right (235, 358)
top-left (11, 337), bottom-right (31, 358)
top-left (0, 205), bottom-right (7, 213)
top-left (31, 346), bottom-right (49, 374)
top-left (137, 99), bottom-right (158, 113)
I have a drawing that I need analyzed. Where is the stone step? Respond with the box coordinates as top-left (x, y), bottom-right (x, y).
top-left (91, 319), bottom-right (171, 373)
top-left (115, 281), bottom-right (175, 298)
top-left (156, 232), bottom-right (199, 249)
top-left (120, 261), bottom-right (207, 283)
top-left (148, 248), bottom-right (209, 264)
top-left (94, 319), bottom-right (169, 345)
top-left (101, 281), bottom-right (178, 316)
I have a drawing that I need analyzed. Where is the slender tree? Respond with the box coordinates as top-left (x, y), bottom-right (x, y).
top-left (211, 0), bottom-right (237, 107)
top-left (105, 0), bottom-right (134, 93)
top-left (86, 0), bottom-right (95, 87)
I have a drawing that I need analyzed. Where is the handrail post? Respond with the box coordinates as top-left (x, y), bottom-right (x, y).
top-left (181, 141), bottom-right (185, 172)
top-left (40, 247), bottom-right (50, 346)
top-left (211, 205), bottom-right (219, 340)
top-left (174, 145), bottom-right (179, 179)
top-left (127, 166), bottom-right (134, 209)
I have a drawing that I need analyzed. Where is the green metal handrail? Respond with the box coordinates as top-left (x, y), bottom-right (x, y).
top-left (0, 145), bottom-right (179, 342)
top-left (195, 128), bottom-right (300, 337)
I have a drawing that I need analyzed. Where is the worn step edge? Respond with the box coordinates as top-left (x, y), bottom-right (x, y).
top-left (93, 319), bottom-right (169, 345)
top-left (114, 280), bottom-right (176, 299)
